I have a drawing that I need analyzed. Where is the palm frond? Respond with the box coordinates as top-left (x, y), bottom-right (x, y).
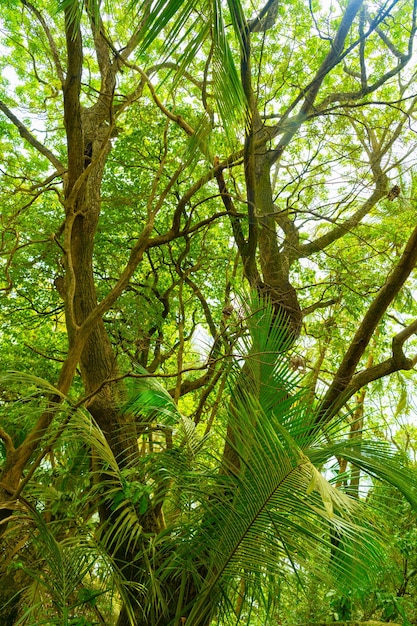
top-left (54, 0), bottom-right (101, 26)
top-left (6, 291), bottom-right (416, 625)
top-left (166, 299), bottom-right (394, 624)
top-left (123, 364), bottom-right (181, 426)
top-left (13, 509), bottom-right (113, 625)
top-left (309, 437), bottom-right (417, 507)
top-left (179, 391), bottom-right (384, 626)
top-left (232, 293), bottom-right (314, 445)
top-left (133, 0), bottom-right (247, 136)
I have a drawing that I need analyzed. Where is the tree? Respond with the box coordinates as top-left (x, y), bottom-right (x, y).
top-left (1, 0), bottom-right (417, 623)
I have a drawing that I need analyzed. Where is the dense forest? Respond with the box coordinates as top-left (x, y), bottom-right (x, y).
top-left (2, 0), bottom-right (417, 624)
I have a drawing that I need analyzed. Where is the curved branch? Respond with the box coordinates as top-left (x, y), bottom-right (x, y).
top-left (267, 0), bottom-right (413, 164)
top-left (183, 275), bottom-right (218, 340)
top-left (295, 182), bottom-right (387, 260)
top-left (266, 0), bottom-right (365, 164)
top-left (148, 211), bottom-right (229, 249)
top-left (374, 25), bottom-right (406, 60)
top-left (317, 222), bottom-right (417, 423)
top-left (148, 62), bottom-right (206, 89)
top-left (116, 62), bottom-right (195, 136)
top-left (301, 0), bottom-right (365, 115)
top-left (321, 321), bottom-right (417, 417)
top-left (318, 1), bottom-right (417, 109)
top-left (0, 428), bottom-right (15, 457)
top-left (248, 0), bottom-right (279, 33)
top-left (0, 101), bottom-right (64, 171)
top-left (318, 52), bottom-right (416, 110)
top-left (302, 298), bottom-right (338, 317)
top-left (21, 0), bottom-right (65, 86)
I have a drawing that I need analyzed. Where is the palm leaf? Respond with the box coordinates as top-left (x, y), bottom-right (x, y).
top-left (133, 0), bottom-right (247, 137)
top-left (6, 292), bottom-right (416, 624)
top-left (309, 437), bottom-right (417, 507)
top-left (13, 509), bottom-right (111, 625)
top-left (178, 392), bottom-right (383, 626)
top-left (167, 297), bottom-right (404, 624)
top-left (54, 0), bottom-right (101, 26)
top-left (122, 363), bottom-right (181, 426)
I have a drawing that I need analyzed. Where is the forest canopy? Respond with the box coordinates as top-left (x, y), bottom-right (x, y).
top-left (1, 0), bottom-right (417, 624)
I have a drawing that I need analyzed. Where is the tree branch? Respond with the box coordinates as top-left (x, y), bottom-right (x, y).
top-left (0, 101), bottom-right (64, 171)
top-left (21, 0), bottom-right (65, 86)
top-left (248, 0), bottom-right (279, 33)
top-left (321, 321), bottom-right (417, 417)
top-left (63, 7), bottom-right (84, 191)
top-left (0, 428), bottom-right (15, 456)
top-left (317, 222), bottom-right (417, 423)
top-left (374, 25), bottom-right (406, 60)
top-left (295, 182), bottom-right (387, 260)
top-left (317, 51), bottom-right (416, 110)
top-left (302, 298), bottom-right (338, 317)
top-left (214, 162), bottom-right (248, 259)
top-left (266, 0), bottom-right (413, 164)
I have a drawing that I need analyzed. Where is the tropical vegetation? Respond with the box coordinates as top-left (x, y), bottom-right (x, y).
top-left (1, 0), bottom-right (417, 624)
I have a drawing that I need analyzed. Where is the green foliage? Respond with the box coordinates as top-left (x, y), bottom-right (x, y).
top-left (0, 299), bottom-right (411, 623)
top-left (2, 0), bottom-right (417, 623)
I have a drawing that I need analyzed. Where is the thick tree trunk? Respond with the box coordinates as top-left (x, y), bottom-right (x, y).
top-left (67, 148), bottom-right (139, 466)
top-left (56, 14), bottom-right (173, 623)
